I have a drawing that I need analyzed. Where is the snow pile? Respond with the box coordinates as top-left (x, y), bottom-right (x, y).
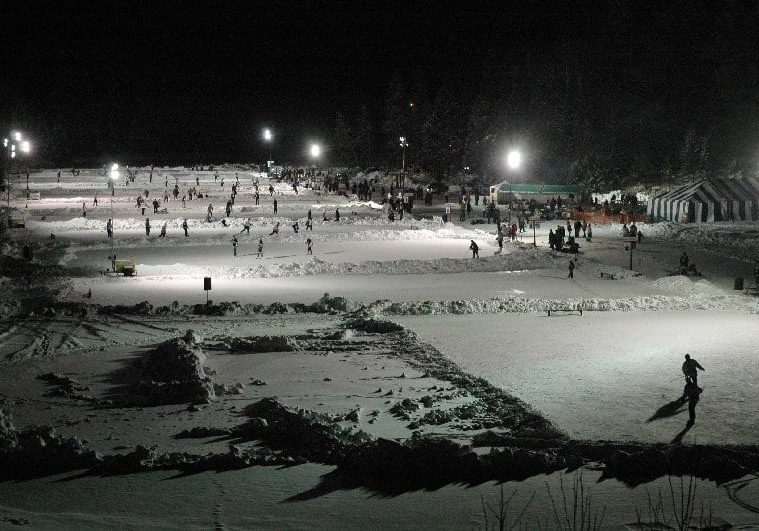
top-left (374, 293), bottom-right (758, 315)
top-left (208, 335), bottom-right (302, 353)
top-left (136, 331), bottom-right (216, 405)
top-left (650, 275), bottom-right (724, 296)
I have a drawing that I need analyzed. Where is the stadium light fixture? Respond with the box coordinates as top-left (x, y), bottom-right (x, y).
top-left (263, 128), bottom-right (272, 142)
top-left (20, 141), bottom-right (30, 153)
top-left (506, 149), bottom-right (521, 170)
top-left (310, 143), bottom-right (321, 158)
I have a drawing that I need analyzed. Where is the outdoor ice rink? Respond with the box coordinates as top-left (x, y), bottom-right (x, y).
top-left (3, 166), bottom-right (759, 527)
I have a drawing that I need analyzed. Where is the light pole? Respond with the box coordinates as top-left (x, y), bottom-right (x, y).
top-left (310, 143), bottom-right (320, 183)
top-left (399, 136), bottom-right (408, 196)
top-left (2, 131), bottom-right (32, 212)
top-left (109, 163), bottom-right (120, 270)
top-left (505, 149), bottom-right (522, 219)
top-left (263, 128), bottom-right (273, 167)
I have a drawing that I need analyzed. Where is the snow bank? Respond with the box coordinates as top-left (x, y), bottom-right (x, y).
top-left (374, 293), bottom-right (759, 315)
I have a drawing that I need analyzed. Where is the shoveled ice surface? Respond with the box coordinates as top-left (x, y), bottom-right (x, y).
top-left (393, 311), bottom-right (759, 445)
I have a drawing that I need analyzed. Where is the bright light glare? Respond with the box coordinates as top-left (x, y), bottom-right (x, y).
top-left (310, 143), bottom-right (320, 158)
top-left (13, 132), bottom-right (21, 141)
top-left (109, 163), bottom-right (120, 180)
top-left (507, 150), bottom-right (522, 170)
top-left (20, 141), bottom-right (30, 153)
top-left (263, 128), bottom-right (272, 141)
top-left (399, 136), bottom-right (407, 147)
top-left (11, 152), bottom-right (16, 159)
top-left (2, 138), bottom-right (7, 147)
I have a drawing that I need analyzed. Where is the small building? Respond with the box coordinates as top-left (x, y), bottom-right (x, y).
top-left (488, 181), bottom-right (585, 206)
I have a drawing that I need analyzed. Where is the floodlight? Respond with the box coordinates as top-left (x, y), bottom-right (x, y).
top-left (263, 128), bottom-right (272, 141)
top-left (20, 141), bottom-right (30, 153)
top-left (507, 150), bottom-right (521, 170)
top-left (310, 143), bottom-right (320, 158)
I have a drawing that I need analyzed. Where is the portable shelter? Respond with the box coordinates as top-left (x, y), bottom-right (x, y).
top-left (647, 177), bottom-right (759, 222)
top-left (488, 182), bottom-right (585, 205)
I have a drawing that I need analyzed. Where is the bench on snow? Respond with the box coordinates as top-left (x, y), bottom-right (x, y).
top-left (546, 306), bottom-right (583, 316)
top-left (599, 272), bottom-right (617, 280)
top-left (113, 259), bottom-right (137, 277)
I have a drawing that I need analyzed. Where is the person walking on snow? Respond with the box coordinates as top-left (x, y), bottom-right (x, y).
top-left (306, 237), bottom-right (313, 255)
top-left (240, 218), bottom-right (251, 234)
top-left (682, 354), bottom-right (705, 385)
top-left (145, 218), bottom-right (151, 236)
top-left (182, 219), bottom-right (189, 237)
top-left (256, 237), bottom-right (264, 258)
top-left (82, 202), bottom-right (87, 217)
top-left (232, 236), bottom-right (238, 257)
top-left (292, 221), bottom-right (299, 234)
top-left (106, 219), bottom-right (113, 238)
top-left (159, 222), bottom-right (167, 238)
top-left (207, 203), bottom-right (214, 222)
top-left (335, 208), bottom-right (340, 221)
top-left (269, 222), bottom-right (280, 236)
top-left (469, 240), bottom-right (479, 258)
top-left (568, 259), bottom-right (575, 279)
top-left (273, 198), bottom-right (278, 214)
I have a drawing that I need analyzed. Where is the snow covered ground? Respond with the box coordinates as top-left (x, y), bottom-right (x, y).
top-left (3, 168), bottom-right (759, 528)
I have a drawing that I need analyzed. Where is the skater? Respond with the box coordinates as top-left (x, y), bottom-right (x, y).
top-left (153, 198), bottom-right (159, 213)
top-left (307, 209), bottom-right (312, 221)
top-left (145, 218), bottom-right (151, 236)
top-left (292, 221), bottom-right (299, 233)
top-left (207, 203), bottom-right (214, 222)
top-left (586, 224), bottom-right (593, 242)
top-left (255, 191), bottom-right (260, 205)
top-left (256, 237), bottom-right (264, 258)
top-left (548, 229), bottom-right (555, 250)
top-left (682, 354), bottom-right (705, 385)
top-left (106, 219), bottom-right (113, 238)
top-left (269, 222), bottom-right (280, 235)
top-left (568, 259), bottom-right (575, 279)
top-left (269, 184), bottom-right (274, 196)
top-left (469, 240), bottom-right (479, 258)
top-left (581, 220), bottom-right (587, 238)
top-left (182, 219), bottom-right (189, 237)
top-left (82, 202), bottom-right (87, 217)
top-left (93, 192), bottom-right (98, 206)
top-left (335, 208), bottom-right (340, 221)
top-left (232, 235), bottom-right (238, 257)
top-left (496, 228), bottom-right (504, 252)
top-left (306, 237), bottom-right (313, 255)
top-left (682, 380), bottom-right (702, 425)
top-left (240, 218), bottom-right (251, 234)
top-left (305, 219), bottom-right (313, 231)
top-left (182, 195), bottom-right (186, 208)
top-left (159, 222), bottom-right (167, 238)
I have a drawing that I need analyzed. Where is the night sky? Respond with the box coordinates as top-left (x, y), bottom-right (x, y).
top-left (3, 1), bottom-right (758, 167)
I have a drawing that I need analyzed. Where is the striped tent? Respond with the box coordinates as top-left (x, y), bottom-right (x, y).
top-left (648, 177), bottom-right (759, 223)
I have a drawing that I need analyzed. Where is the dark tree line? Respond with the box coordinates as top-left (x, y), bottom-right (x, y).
top-left (331, 2), bottom-right (759, 191)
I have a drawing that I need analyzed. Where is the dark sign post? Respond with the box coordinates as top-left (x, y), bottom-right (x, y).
top-left (204, 277), bottom-right (212, 304)
top-left (622, 237), bottom-right (638, 271)
top-left (529, 216), bottom-right (540, 247)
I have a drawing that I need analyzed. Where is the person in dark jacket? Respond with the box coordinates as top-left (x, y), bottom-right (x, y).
top-left (469, 240), bottom-right (479, 258)
top-left (568, 259), bottom-right (575, 279)
top-left (682, 354), bottom-right (705, 385)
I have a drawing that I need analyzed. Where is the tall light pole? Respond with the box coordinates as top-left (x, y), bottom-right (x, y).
top-left (2, 131), bottom-right (32, 210)
top-left (263, 128), bottom-right (273, 167)
top-left (109, 163), bottom-right (120, 270)
top-left (399, 136), bottom-right (408, 194)
top-left (505, 149), bottom-right (522, 218)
